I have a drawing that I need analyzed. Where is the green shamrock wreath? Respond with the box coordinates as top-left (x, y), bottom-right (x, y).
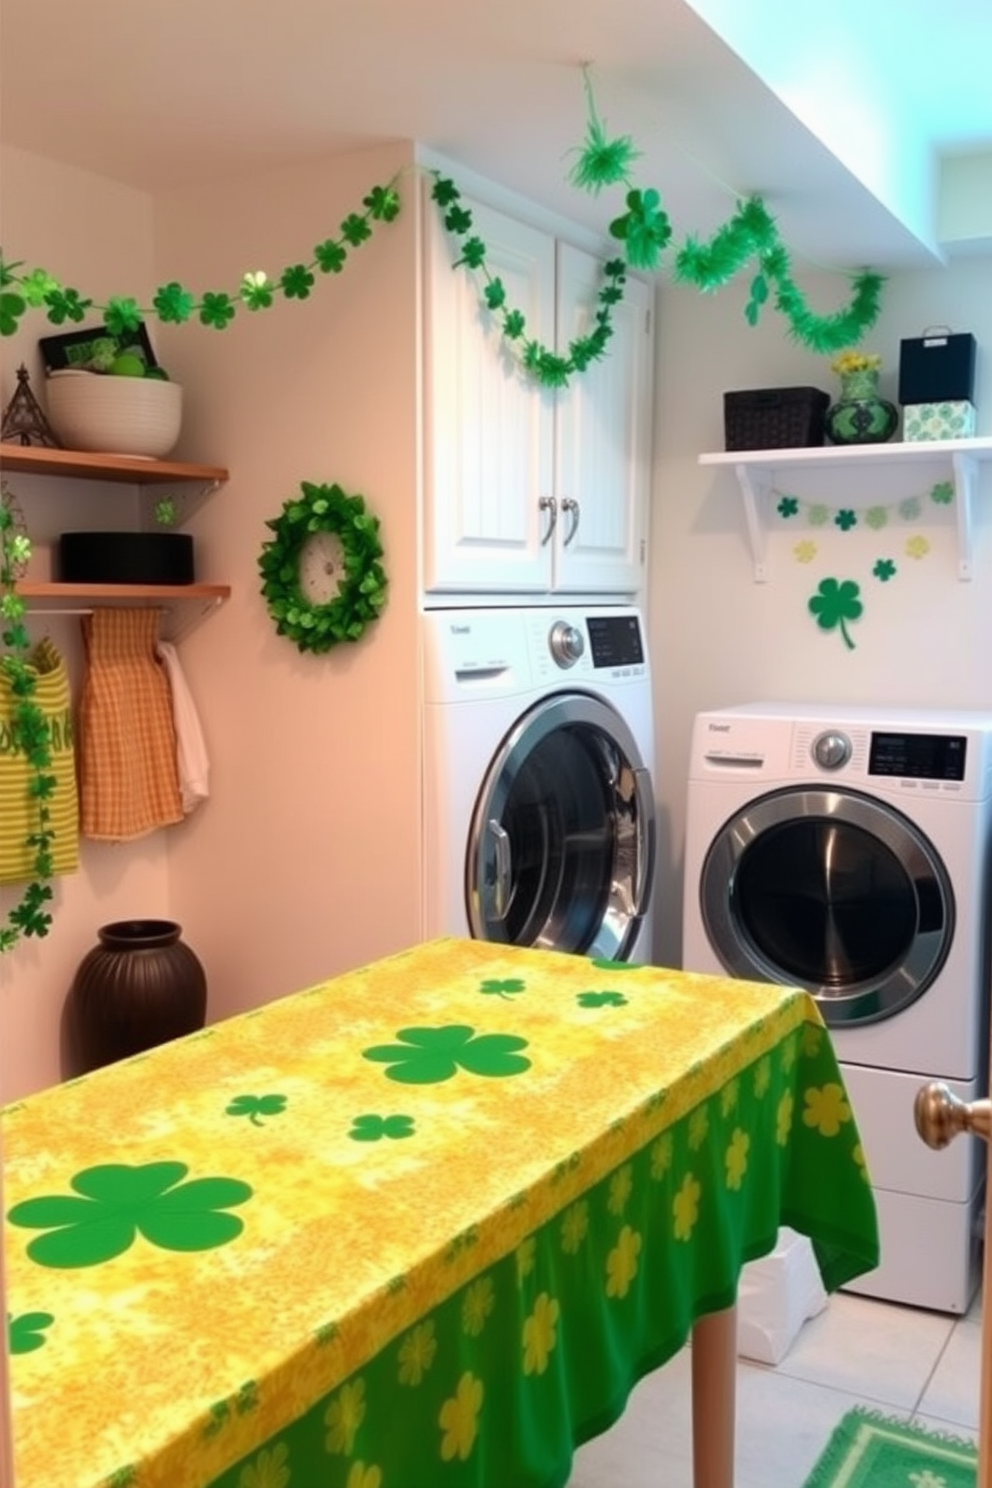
top-left (258, 480), bottom-right (388, 654)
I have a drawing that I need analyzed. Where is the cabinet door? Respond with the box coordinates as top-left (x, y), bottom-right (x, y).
top-left (424, 192), bottom-right (556, 594)
top-left (553, 244), bottom-right (654, 595)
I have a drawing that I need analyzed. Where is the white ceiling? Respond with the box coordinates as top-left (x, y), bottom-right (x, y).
top-left (2, 0), bottom-right (991, 272)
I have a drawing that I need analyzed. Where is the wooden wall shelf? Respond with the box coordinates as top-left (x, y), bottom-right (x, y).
top-left (14, 581), bottom-right (231, 642)
top-left (0, 442), bottom-right (229, 486)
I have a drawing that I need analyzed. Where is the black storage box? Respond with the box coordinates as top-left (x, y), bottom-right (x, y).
top-left (723, 387), bottom-right (830, 451)
top-left (898, 332), bottom-right (976, 405)
top-left (59, 531), bottom-right (195, 585)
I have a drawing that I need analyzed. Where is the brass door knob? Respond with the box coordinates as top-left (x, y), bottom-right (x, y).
top-left (914, 1080), bottom-right (991, 1150)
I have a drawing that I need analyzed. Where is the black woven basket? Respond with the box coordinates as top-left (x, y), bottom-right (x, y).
top-left (723, 387), bottom-right (830, 451)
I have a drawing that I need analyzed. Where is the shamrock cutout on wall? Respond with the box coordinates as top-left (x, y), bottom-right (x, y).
top-left (808, 578), bottom-right (863, 650)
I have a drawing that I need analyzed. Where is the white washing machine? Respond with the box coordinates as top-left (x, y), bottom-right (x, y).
top-left (683, 701), bottom-right (992, 1313)
top-left (422, 606), bottom-right (655, 961)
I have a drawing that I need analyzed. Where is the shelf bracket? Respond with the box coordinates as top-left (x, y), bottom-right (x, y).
top-left (734, 463), bottom-right (771, 582)
top-left (164, 592), bottom-right (229, 643)
top-left (952, 452), bottom-right (977, 581)
top-left (140, 479), bottom-right (223, 529)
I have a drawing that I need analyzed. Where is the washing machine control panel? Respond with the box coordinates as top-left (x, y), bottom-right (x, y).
top-left (812, 730), bottom-right (853, 771)
top-left (548, 621), bottom-right (585, 668)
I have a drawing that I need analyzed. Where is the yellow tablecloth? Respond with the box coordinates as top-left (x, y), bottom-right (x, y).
top-left (3, 937), bottom-right (878, 1488)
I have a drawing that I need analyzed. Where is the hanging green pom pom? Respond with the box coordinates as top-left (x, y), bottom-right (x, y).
top-left (568, 66), bottom-right (641, 194)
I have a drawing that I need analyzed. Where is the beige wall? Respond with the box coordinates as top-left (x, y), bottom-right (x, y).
top-left (151, 142), bottom-right (423, 1024)
top-left (1, 147), bottom-right (170, 1098)
top-left (0, 141), bottom-right (423, 1099)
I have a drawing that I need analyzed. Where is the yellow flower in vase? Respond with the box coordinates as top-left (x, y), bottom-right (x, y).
top-left (825, 349), bottom-right (897, 445)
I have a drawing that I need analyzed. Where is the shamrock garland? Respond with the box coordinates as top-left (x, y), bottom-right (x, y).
top-left (433, 72), bottom-right (883, 386)
top-left (774, 480), bottom-right (954, 649)
top-left (431, 174), bottom-right (629, 388)
top-left (0, 485), bottom-right (56, 951)
top-left (258, 481), bottom-right (388, 654)
top-left (0, 182), bottom-right (401, 339)
top-left (0, 74), bottom-right (883, 380)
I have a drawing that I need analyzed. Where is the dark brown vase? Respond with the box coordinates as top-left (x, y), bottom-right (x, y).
top-left (67, 919), bottom-right (207, 1073)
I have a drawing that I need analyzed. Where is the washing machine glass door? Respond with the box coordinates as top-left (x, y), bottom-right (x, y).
top-left (700, 786), bottom-right (955, 1027)
top-left (466, 692), bottom-right (655, 960)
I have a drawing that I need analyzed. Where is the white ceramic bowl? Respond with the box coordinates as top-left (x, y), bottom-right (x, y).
top-left (46, 371), bottom-right (183, 459)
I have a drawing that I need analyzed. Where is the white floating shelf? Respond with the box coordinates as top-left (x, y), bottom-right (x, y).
top-left (699, 437), bottom-right (992, 581)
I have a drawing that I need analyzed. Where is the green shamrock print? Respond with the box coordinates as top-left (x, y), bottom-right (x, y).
top-left (349, 1114), bottom-right (416, 1141)
top-left (776, 496), bottom-right (799, 518)
top-left (226, 1094), bottom-right (288, 1126)
top-left (930, 480), bottom-right (954, 505)
top-left (590, 957), bottom-right (642, 970)
top-left (808, 504), bottom-right (830, 527)
top-left (808, 577), bottom-right (862, 651)
top-left (7, 1310), bottom-right (54, 1354)
top-left (577, 991), bottom-right (629, 1007)
top-left (479, 978), bottom-right (525, 1000)
top-left (865, 506), bottom-right (889, 530)
top-left (834, 509), bottom-right (857, 531)
top-left (7, 1161), bottom-right (253, 1268)
top-left (873, 559), bottom-right (897, 581)
top-left (362, 1026), bottom-right (531, 1083)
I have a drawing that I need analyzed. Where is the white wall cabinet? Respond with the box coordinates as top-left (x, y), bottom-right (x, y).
top-left (423, 190), bottom-right (654, 599)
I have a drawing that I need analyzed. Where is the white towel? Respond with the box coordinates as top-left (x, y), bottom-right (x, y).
top-left (155, 639), bottom-right (210, 814)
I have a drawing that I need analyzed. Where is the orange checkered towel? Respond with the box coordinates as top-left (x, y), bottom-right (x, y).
top-left (79, 608), bottom-right (183, 841)
top-left (0, 636), bottom-right (79, 884)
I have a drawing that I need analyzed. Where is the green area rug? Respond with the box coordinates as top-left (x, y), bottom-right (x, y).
top-left (804, 1408), bottom-right (978, 1486)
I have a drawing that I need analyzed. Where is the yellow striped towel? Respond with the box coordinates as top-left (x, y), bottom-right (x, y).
top-left (0, 636), bottom-right (80, 884)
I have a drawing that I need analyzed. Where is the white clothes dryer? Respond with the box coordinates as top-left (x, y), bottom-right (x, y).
top-left (682, 701), bottom-right (992, 1313)
top-left (422, 606), bottom-right (655, 962)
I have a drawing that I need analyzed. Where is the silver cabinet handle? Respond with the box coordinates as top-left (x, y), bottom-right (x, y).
top-left (486, 819), bottom-right (512, 921)
top-left (539, 496), bottom-right (557, 546)
top-left (561, 496), bottom-right (581, 547)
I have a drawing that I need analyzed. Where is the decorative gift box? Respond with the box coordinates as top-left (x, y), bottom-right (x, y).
top-left (902, 401), bottom-right (977, 442)
top-left (899, 331), bottom-right (976, 405)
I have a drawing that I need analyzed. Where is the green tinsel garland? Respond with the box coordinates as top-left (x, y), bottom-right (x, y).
top-left (567, 74), bottom-right (885, 354)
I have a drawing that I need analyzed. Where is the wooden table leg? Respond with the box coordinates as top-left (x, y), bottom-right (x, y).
top-left (691, 1304), bottom-right (737, 1488)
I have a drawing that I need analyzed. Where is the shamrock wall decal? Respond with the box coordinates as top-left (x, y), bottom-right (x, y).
top-left (7, 1161), bottom-right (253, 1268)
top-left (808, 577), bottom-right (863, 650)
top-left (362, 1025), bottom-right (531, 1084)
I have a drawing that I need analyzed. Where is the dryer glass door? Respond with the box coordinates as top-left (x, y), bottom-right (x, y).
top-left (700, 786), bottom-right (954, 1027)
top-left (466, 693), bottom-right (655, 960)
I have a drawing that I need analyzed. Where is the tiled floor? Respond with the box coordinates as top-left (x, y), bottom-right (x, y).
top-left (566, 1283), bottom-right (982, 1487)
